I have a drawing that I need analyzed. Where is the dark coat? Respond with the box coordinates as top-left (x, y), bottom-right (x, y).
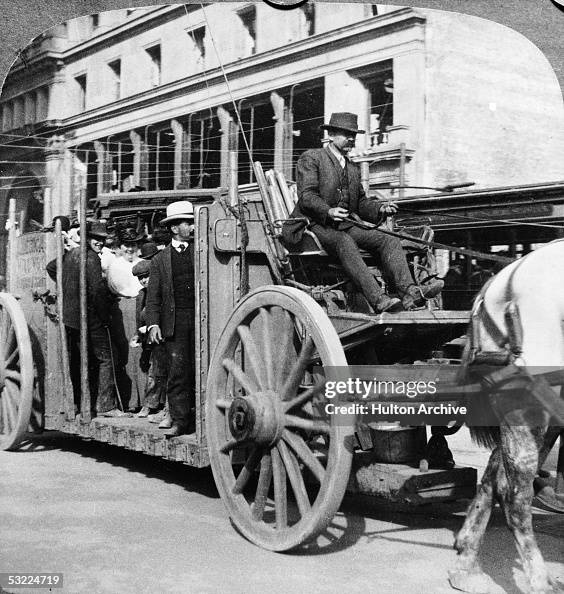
top-left (145, 244), bottom-right (194, 338)
top-left (282, 145), bottom-right (384, 245)
top-left (47, 247), bottom-right (112, 330)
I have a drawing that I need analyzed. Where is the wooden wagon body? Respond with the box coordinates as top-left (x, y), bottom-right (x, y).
top-left (0, 176), bottom-right (480, 550)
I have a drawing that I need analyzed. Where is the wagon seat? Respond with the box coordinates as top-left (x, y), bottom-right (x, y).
top-left (261, 170), bottom-right (438, 312)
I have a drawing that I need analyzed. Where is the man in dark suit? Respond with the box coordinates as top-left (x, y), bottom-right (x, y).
top-left (145, 201), bottom-right (195, 437)
top-left (283, 112), bottom-right (443, 312)
top-left (47, 220), bottom-right (127, 416)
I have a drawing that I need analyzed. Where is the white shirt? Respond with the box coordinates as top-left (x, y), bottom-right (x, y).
top-left (171, 238), bottom-right (189, 252)
top-left (328, 142), bottom-right (346, 168)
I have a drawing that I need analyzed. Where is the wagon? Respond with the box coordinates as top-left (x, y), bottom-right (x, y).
top-left (0, 159), bottom-right (479, 551)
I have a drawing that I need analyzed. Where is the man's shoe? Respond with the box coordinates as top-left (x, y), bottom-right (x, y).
top-left (148, 408), bottom-right (167, 424)
top-left (136, 406), bottom-right (152, 418)
top-left (163, 423), bottom-right (188, 438)
top-left (402, 279), bottom-right (444, 310)
top-left (373, 294), bottom-right (403, 314)
top-left (158, 412), bottom-right (173, 429)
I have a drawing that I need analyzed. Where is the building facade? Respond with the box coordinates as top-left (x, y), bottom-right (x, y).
top-left (0, 2), bottom-right (563, 251)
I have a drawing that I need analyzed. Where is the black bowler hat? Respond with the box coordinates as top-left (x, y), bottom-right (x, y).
top-left (320, 112), bottom-right (365, 134)
top-left (86, 220), bottom-right (108, 240)
top-left (139, 241), bottom-right (159, 260)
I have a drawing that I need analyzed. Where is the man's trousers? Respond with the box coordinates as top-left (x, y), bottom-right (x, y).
top-left (164, 310), bottom-right (195, 426)
top-left (310, 223), bottom-right (414, 306)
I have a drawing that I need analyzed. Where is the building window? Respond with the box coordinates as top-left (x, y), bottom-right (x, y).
top-left (367, 74), bottom-right (393, 147)
top-left (299, 3), bottom-right (315, 37)
top-left (108, 59), bottom-right (121, 101)
top-left (371, 5), bottom-right (379, 16)
top-left (75, 74), bottom-right (87, 112)
top-left (146, 45), bottom-right (161, 87)
top-left (189, 27), bottom-right (206, 65)
top-left (238, 6), bottom-right (257, 55)
top-left (91, 13), bottom-right (99, 30)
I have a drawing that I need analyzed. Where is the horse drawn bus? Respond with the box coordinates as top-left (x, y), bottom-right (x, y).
top-left (0, 160), bottom-right (562, 591)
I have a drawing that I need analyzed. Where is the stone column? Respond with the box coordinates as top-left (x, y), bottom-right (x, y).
top-left (393, 51), bottom-right (425, 185)
top-left (45, 135), bottom-right (72, 217)
top-left (171, 119), bottom-right (191, 189)
top-left (217, 107), bottom-right (236, 189)
top-left (270, 91), bottom-right (288, 176)
top-left (94, 140), bottom-right (111, 195)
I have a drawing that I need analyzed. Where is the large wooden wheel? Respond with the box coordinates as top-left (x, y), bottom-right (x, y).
top-left (206, 286), bottom-right (354, 551)
top-left (0, 293), bottom-right (34, 450)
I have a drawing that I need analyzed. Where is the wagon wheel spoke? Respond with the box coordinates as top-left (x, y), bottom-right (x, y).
top-left (284, 381), bottom-right (325, 413)
top-left (277, 440), bottom-right (311, 517)
top-left (280, 336), bottom-right (315, 401)
top-left (5, 370), bottom-right (21, 384)
top-left (271, 308), bottom-right (297, 391)
top-left (285, 413), bottom-right (331, 435)
top-left (282, 429), bottom-right (325, 484)
top-left (220, 438), bottom-right (248, 454)
top-left (271, 446), bottom-right (287, 529)
top-left (252, 453), bottom-right (273, 521)
top-left (258, 308), bottom-right (275, 391)
top-left (2, 386), bottom-right (17, 430)
top-left (233, 447), bottom-right (263, 495)
top-left (0, 316), bottom-right (15, 360)
top-left (222, 358), bottom-right (259, 395)
top-left (237, 324), bottom-right (268, 392)
top-left (5, 346), bottom-right (19, 368)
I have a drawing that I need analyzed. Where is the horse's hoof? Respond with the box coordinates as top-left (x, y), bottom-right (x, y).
top-left (448, 570), bottom-right (505, 594)
top-left (533, 486), bottom-right (564, 513)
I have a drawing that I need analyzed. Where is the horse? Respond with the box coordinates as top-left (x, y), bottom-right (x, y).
top-left (449, 240), bottom-right (564, 594)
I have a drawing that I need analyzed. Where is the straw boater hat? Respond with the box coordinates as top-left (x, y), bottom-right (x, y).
top-left (160, 201), bottom-right (194, 225)
top-left (320, 112), bottom-right (365, 134)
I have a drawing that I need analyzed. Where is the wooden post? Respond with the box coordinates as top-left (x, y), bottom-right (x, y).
top-left (556, 433), bottom-right (564, 494)
top-left (229, 151), bottom-right (238, 208)
top-left (79, 189), bottom-right (90, 422)
top-left (55, 218), bottom-right (74, 420)
top-left (7, 198), bottom-right (16, 293)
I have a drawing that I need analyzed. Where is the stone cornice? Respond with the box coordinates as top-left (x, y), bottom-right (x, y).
top-left (57, 7), bottom-right (425, 139)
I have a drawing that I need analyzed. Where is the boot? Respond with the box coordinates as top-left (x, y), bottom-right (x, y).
top-left (402, 279), bottom-right (444, 310)
top-left (372, 294), bottom-right (403, 314)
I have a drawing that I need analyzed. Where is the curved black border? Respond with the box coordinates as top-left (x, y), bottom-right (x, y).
top-left (261, 0), bottom-right (310, 9)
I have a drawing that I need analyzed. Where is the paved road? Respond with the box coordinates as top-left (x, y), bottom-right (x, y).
top-left (1, 429), bottom-right (562, 594)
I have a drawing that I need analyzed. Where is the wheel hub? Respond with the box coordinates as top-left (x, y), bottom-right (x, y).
top-left (227, 392), bottom-right (284, 446)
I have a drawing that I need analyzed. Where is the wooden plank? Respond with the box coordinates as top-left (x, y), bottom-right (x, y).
top-left (348, 453), bottom-right (477, 505)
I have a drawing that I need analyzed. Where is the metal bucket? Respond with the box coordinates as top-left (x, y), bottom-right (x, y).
top-left (368, 424), bottom-right (427, 463)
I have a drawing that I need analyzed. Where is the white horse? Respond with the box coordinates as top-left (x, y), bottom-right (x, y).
top-left (449, 240), bottom-right (564, 594)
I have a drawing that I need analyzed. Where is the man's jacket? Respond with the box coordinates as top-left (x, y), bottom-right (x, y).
top-left (47, 247), bottom-right (112, 329)
top-left (282, 145), bottom-right (385, 245)
top-left (145, 244), bottom-right (194, 338)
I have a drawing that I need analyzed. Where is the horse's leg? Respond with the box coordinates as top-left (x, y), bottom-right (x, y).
top-left (497, 424), bottom-right (553, 594)
top-left (449, 448), bottom-right (505, 593)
